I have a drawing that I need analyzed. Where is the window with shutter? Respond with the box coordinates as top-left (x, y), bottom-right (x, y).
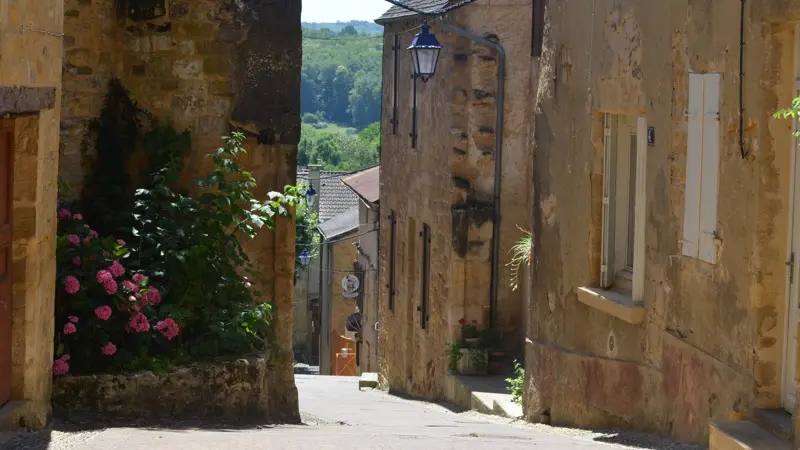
top-left (683, 73), bottom-right (721, 264)
top-left (600, 114), bottom-right (648, 302)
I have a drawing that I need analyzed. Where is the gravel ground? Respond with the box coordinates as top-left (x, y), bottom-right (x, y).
top-left (0, 375), bottom-right (707, 449)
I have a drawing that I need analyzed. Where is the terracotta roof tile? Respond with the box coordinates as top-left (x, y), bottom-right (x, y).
top-left (342, 166), bottom-right (380, 204)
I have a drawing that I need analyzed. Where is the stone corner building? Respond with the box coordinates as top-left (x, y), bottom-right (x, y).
top-left (376, 0), bottom-right (534, 400)
top-left (1, 0), bottom-right (302, 430)
top-left (526, 0), bottom-right (800, 447)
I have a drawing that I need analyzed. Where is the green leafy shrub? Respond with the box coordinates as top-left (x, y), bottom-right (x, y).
top-left (127, 132), bottom-right (302, 359)
top-left (55, 80), bottom-right (305, 375)
top-left (506, 359), bottom-right (525, 406)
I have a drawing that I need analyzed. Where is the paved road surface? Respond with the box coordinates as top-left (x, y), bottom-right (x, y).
top-left (2, 375), bottom-right (702, 449)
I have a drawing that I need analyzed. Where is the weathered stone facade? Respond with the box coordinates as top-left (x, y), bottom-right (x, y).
top-left (525, 0), bottom-right (800, 445)
top-left (0, 0), bottom-right (63, 430)
top-left (0, 0), bottom-right (301, 430)
top-left (52, 354), bottom-right (300, 423)
top-left (320, 231), bottom-right (360, 375)
top-left (377, 0), bottom-right (535, 401)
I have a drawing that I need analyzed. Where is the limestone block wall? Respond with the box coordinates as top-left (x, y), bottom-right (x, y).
top-left (58, 0), bottom-right (301, 418)
top-left (526, 0), bottom-right (800, 444)
top-left (329, 233), bottom-right (359, 362)
top-left (0, 0), bottom-right (63, 429)
top-left (378, 0), bottom-right (534, 400)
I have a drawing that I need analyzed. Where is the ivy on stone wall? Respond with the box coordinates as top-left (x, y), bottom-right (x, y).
top-left (79, 77), bottom-right (151, 236)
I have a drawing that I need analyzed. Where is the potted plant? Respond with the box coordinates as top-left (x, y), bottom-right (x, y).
top-left (447, 319), bottom-right (489, 376)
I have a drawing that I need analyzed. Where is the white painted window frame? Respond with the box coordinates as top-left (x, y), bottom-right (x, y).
top-left (600, 114), bottom-right (647, 303)
top-left (683, 72), bottom-right (721, 264)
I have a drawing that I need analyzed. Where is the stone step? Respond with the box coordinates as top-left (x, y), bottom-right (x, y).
top-left (752, 409), bottom-right (794, 442)
top-left (358, 372), bottom-right (379, 390)
top-left (710, 420), bottom-right (791, 450)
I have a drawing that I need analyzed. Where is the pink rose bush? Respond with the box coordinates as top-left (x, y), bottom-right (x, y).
top-left (54, 207), bottom-right (179, 376)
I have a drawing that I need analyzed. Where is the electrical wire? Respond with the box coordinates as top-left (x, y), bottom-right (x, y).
top-left (297, 228), bottom-right (378, 247)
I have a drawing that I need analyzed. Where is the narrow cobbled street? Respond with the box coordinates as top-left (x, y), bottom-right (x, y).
top-left (1, 375), bottom-right (702, 449)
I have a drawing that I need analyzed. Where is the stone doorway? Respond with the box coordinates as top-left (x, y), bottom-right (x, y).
top-left (0, 119), bottom-right (14, 407)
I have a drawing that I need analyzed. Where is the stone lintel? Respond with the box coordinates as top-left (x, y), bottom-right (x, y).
top-left (0, 87), bottom-right (57, 116)
top-left (576, 286), bottom-right (644, 324)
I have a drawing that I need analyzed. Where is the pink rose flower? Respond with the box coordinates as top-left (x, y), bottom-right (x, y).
top-left (72, 256), bottom-right (81, 266)
top-left (132, 273), bottom-right (145, 285)
top-left (146, 287), bottom-right (161, 306)
top-left (68, 315), bottom-right (79, 323)
top-left (63, 322), bottom-right (76, 335)
top-left (96, 270), bottom-right (112, 284)
top-left (72, 213), bottom-right (83, 221)
top-left (101, 342), bottom-right (117, 356)
top-left (155, 318), bottom-right (180, 341)
top-left (94, 305), bottom-right (112, 321)
top-left (63, 276), bottom-right (80, 294)
top-left (68, 234), bottom-right (80, 246)
top-left (109, 260), bottom-right (125, 278)
top-left (116, 239), bottom-right (125, 246)
top-left (87, 229), bottom-right (99, 240)
top-left (127, 312), bottom-right (150, 333)
top-left (57, 209), bottom-right (71, 220)
top-left (52, 358), bottom-right (69, 376)
top-left (103, 279), bottom-right (118, 295)
top-left (122, 280), bottom-right (138, 293)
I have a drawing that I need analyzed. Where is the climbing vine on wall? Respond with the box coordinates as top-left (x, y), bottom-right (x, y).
top-left (79, 77), bottom-right (152, 236)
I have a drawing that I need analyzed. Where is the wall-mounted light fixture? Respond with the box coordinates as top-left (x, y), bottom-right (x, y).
top-left (299, 248), bottom-right (312, 267)
top-left (407, 22), bottom-right (443, 82)
top-left (305, 185), bottom-right (317, 207)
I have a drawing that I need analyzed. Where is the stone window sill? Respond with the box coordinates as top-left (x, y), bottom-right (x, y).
top-left (576, 286), bottom-right (644, 324)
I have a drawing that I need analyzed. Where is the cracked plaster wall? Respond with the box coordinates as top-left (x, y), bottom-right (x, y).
top-left (525, 0), bottom-right (800, 444)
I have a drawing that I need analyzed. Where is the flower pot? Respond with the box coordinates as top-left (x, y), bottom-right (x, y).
top-left (464, 337), bottom-right (480, 348)
top-left (457, 348), bottom-right (488, 376)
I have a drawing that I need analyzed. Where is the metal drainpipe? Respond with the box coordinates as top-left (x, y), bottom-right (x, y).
top-left (440, 22), bottom-right (506, 329)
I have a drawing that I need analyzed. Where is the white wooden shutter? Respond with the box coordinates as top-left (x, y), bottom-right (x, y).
top-left (600, 114), bottom-right (616, 288)
top-left (633, 117), bottom-right (648, 302)
top-left (698, 73), bottom-right (720, 264)
top-left (682, 74), bottom-right (704, 258)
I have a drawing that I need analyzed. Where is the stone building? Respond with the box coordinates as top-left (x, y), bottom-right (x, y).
top-left (342, 166), bottom-right (381, 373)
top-left (376, 0), bottom-right (535, 400)
top-left (525, 0), bottom-right (800, 447)
top-left (3, 0), bottom-right (303, 430)
top-left (318, 207), bottom-right (360, 376)
top-left (0, 0), bottom-right (62, 430)
top-left (295, 167), bottom-right (360, 366)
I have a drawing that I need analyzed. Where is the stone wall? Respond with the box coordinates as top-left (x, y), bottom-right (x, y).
top-left (330, 233), bottom-right (359, 362)
top-left (58, 0), bottom-right (301, 420)
top-left (52, 354), bottom-right (301, 423)
top-left (526, 0), bottom-right (800, 444)
top-left (377, 0), bottom-right (534, 400)
top-left (0, 0), bottom-right (63, 430)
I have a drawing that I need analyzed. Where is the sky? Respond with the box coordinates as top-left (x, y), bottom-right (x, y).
top-left (302, 0), bottom-right (391, 23)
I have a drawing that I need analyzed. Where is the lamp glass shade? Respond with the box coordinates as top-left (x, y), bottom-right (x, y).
top-left (299, 249), bottom-right (312, 266)
top-left (407, 23), bottom-right (443, 81)
top-left (305, 186), bottom-right (317, 207)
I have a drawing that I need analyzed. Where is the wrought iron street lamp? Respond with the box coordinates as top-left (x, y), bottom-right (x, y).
top-left (299, 248), bottom-right (312, 267)
top-left (408, 22), bottom-right (443, 82)
top-left (305, 185), bottom-right (317, 207)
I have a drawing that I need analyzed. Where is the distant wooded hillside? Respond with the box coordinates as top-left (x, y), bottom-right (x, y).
top-left (301, 25), bottom-right (383, 130)
top-left (302, 20), bottom-right (384, 34)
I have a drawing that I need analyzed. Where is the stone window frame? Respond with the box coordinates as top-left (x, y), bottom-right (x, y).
top-left (578, 113), bottom-right (647, 325)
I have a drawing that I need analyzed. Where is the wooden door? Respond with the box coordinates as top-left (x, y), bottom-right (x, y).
top-left (0, 119), bottom-right (13, 407)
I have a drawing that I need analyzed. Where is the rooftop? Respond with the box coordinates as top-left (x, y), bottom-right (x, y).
top-left (375, 0), bottom-right (449, 24)
top-left (297, 169), bottom-right (360, 223)
top-left (342, 166), bottom-right (380, 205)
top-left (318, 206), bottom-right (360, 240)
